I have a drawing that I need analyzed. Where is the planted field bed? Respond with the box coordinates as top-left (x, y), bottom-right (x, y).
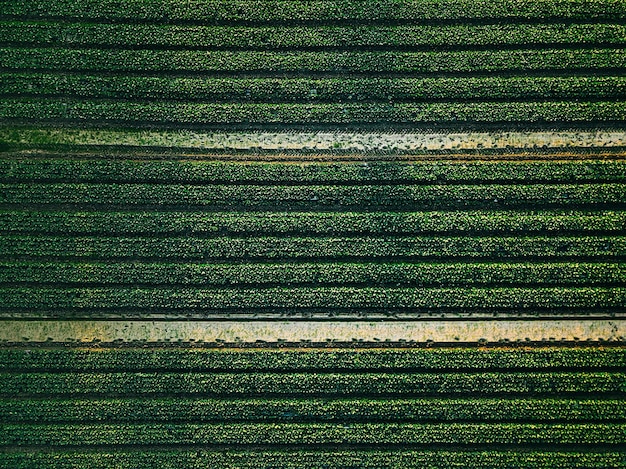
top-left (0, 0), bottom-right (625, 130)
top-left (1, 0), bottom-right (626, 467)
top-left (0, 347), bottom-right (625, 468)
top-left (0, 160), bottom-right (625, 320)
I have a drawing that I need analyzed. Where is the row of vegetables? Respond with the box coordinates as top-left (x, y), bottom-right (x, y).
top-left (4, 0), bottom-right (625, 22)
top-left (2, 397), bottom-right (625, 423)
top-left (1, 450), bottom-right (623, 469)
top-left (2, 347), bottom-right (624, 371)
top-left (2, 371), bottom-right (624, 396)
top-left (1, 286), bottom-right (624, 313)
top-left (3, 74), bottom-right (626, 102)
top-left (2, 48), bottom-right (624, 73)
top-left (2, 183), bottom-right (623, 208)
top-left (3, 100), bottom-right (625, 125)
top-left (3, 160), bottom-right (623, 184)
top-left (4, 23), bottom-right (626, 49)
top-left (2, 235), bottom-right (624, 261)
top-left (2, 211), bottom-right (625, 235)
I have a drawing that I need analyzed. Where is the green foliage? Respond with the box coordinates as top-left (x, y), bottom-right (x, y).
top-left (1, 182), bottom-right (623, 209)
top-left (2, 99), bottom-right (625, 124)
top-left (2, 371), bottom-right (624, 397)
top-left (2, 48), bottom-right (624, 74)
top-left (1, 261), bottom-right (623, 286)
top-left (2, 422), bottom-right (625, 446)
top-left (1, 347), bottom-right (624, 372)
top-left (2, 397), bottom-right (625, 423)
top-left (4, 0), bottom-right (626, 22)
top-left (2, 450), bottom-right (625, 469)
top-left (2, 160), bottom-right (625, 184)
top-left (4, 74), bottom-right (626, 102)
top-left (1, 235), bottom-right (623, 261)
top-left (4, 23), bottom-right (625, 49)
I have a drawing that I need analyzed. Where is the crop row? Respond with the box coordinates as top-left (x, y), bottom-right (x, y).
top-left (3, 74), bottom-right (626, 102)
top-left (2, 450), bottom-right (624, 469)
top-left (2, 160), bottom-right (624, 184)
top-left (2, 422), bottom-right (625, 446)
top-left (1, 235), bottom-right (624, 261)
top-left (2, 48), bottom-right (624, 73)
top-left (2, 397), bottom-right (624, 423)
top-left (1, 183), bottom-right (624, 209)
top-left (1, 372), bottom-right (624, 396)
top-left (1, 261), bottom-right (623, 287)
top-left (1, 286), bottom-right (624, 311)
top-left (4, 23), bottom-right (625, 49)
top-left (3, 100), bottom-right (626, 125)
top-left (1, 450), bottom-right (623, 469)
top-left (2, 211), bottom-right (625, 236)
top-left (2, 348), bottom-right (622, 372)
top-left (4, 0), bottom-right (625, 23)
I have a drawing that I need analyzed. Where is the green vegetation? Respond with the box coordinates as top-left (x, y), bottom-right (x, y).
top-left (1, 261), bottom-right (623, 286)
top-left (2, 99), bottom-right (626, 124)
top-left (2, 450), bottom-right (625, 469)
top-left (2, 235), bottom-right (624, 260)
top-left (2, 371), bottom-right (624, 397)
top-left (3, 422), bottom-right (626, 446)
top-left (2, 160), bottom-right (624, 183)
top-left (2, 397), bottom-right (624, 423)
top-left (3, 74), bottom-right (626, 102)
top-left (1, 286), bottom-right (624, 314)
top-left (4, 0), bottom-right (625, 22)
top-left (1, 183), bottom-right (623, 208)
top-left (2, 48), bottom-right (624, 74)
top-left (4, 23), bottom-right (626, 49)
top-left (2, 210), bottom-right (625, 235)
top-left (1, 347), bottom-right (624, 372)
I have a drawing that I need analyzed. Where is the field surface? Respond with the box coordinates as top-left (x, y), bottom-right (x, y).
top-left (1, 0), bottom-right (626, 467)
top-left (0, 346), bottom-right (625, 468)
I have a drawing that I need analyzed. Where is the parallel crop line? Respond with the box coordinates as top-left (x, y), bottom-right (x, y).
top-left (2, 160), bottom-right (624, 184)
top-left (1, 235), bottom-right (623, 261)
top-left (3, 0), bottom-right (626, 23)
top-left (2, 75), bottom-right (626, 103)
top-left (1, 371), bottom-right (623, 397)
top-left (2, 23), bottom-right (625, 49)
top-left (2, 398), bottom-right (624, 423)
top-left (1, 48), bottom-right (624, 73)
top-left (1, 422), bottom-right (625, 446)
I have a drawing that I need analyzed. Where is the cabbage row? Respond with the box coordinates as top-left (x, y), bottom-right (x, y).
top-left (1, 235), bottom-right (623, 261)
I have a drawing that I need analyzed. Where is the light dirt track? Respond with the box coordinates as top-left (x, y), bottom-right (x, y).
top-left (3, 129), bottom-right (626, 156)
top-left (2, 320), bottom-right (624, 344)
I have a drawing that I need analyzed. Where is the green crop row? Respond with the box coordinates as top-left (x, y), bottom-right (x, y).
top-left (1, 261), bottom-right (623, 287)
top-left (2, 398), bottom-right (624, 424)
top-left (2, 211), bottom-right (625, 235)
top-left (2, 160), bottom-right (624, 184)
top-left (3, 99), bottom-right (626, 125)
top-left (4, 23), bottom-right (625, 49)
top-left (2, 371), bottom-right (624, 396)
top-left (1, 235), bottom-right (623, 261)
top-left (2, 48), bottom-right (623, 73)
top-left (2, 348), bottom-right (623, 372)
top-left (2, 450), bottom-right (623, 469)
top-left (2, 450), bottom-right (625, 469)
top-left (1, 183), bottom-right (623, 209)
top-left (2, 422), bottom-right (625, 446)
top-left (3, 74), bottom-right (626, 102)
top-left (3, 0), bottom-right (625, 22)
top-left (1, 286), bottom-right (624, 312)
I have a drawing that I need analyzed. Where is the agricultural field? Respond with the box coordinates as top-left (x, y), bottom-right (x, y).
top-left (0, 347), bottom-right (625, 468)
top-left (1, 0), bottom-right (626, 467)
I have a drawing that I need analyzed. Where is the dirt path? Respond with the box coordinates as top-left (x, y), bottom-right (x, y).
top-left (3, 129), bottom-right (626, 157)
top-left (3, 320), bottom-right (623, 344)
